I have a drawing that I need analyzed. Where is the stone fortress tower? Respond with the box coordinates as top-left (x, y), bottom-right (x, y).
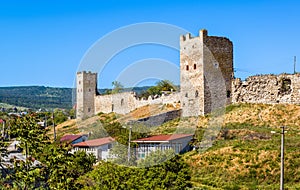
top-left (180, 29), bottom-right (233, 117)
top-left (76, 71), bottom-right (97, 119)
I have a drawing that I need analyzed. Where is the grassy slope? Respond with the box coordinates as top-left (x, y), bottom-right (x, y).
top-left (185, 103), bottom-right (300, 189)
top-left (52, 103), bottom-right (300, 189)
top-left (51, 103), bottom-right (180, 140)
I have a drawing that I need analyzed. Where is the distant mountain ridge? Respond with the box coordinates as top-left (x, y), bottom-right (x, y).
top-left (0, 86), bottom-right (152, 110)
top-left (0, 86), bottom-right (73, 110)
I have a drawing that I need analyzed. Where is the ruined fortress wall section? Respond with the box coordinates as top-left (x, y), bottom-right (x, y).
top-left (134, 92), bottom-right (180, 109)
top-left (76, 71), bottom-right (97, 119)
top-left (94, 92), bottom-right (136, 115)
top-left (180, 32), bottom-right (205, 117)
top-left (94, 92), bottom-right (180, 115)
top-left (232, 74), bottom-right (300, 104)
top-left (203, 31), bottom-right (234, 113)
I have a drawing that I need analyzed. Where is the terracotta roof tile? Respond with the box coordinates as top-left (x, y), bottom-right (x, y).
top-left (60, 134), bottom-right (83, 142)
top-left (132, 134), bottom-right (193, 143)
top-left (73, 137), bottom-right (115, 147)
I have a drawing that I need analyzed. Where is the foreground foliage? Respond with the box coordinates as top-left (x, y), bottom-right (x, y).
top-left (0, 116), bottom-right (96, 190)
top-left (77, 154), bottom-right (191, 190)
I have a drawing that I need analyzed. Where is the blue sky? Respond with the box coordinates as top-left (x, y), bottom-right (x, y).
top-left (0, 0), bottom-right (300, 88)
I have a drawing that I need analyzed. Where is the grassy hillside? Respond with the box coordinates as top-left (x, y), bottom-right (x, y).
top-left (147, 103), bottom-right (300, 188)
top-left (52, 103), bottom-right (300, 189)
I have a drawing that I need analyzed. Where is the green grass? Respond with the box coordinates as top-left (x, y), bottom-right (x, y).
top-left (53, 103), bottom-right (300, 189)
top-left (180, 103), bottom-right (300, 189)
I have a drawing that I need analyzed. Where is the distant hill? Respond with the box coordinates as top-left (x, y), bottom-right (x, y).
top-left (0, 86), bottom-right (73, 110)
top-left (0, 86), bottom-right (152, 110)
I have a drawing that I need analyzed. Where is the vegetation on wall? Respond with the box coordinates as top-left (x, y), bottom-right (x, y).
top-left (137, 80), bottom-right (178, 99)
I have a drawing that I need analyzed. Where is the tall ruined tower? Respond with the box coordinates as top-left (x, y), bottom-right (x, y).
top-left (180, 29), bottom-right (233, 117)
top-left (76, 71), bottom-right (97, 119)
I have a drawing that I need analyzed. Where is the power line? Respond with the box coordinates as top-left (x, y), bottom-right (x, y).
top-left (294, 56), bottom-right (297, 74)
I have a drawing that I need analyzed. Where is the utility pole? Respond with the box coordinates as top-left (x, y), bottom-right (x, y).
top-left (294, 56), bottom-right (297, 74)
top-left (280, 126), bottom-right (285, 190)
top-left (8, 123), bottom-right (10, 141)
top-left (44, 115), bottom-right (47, 128)
top-left (1, 120), bottom-right (5, 140)
top-left (127, 126), bottom-right (132, 163)
top-left (52, 112), bottom-right (56, 141)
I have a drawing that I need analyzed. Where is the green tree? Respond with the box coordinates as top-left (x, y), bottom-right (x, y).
top-left (147, 86), bottom-right (161, 96)
top-left (139, 80), bottom-right (177, 99)
top-left (5, 115), bottom-right (49, 189)
top-left (40, 143), bottom-right (96, 190)
top-left (53, 109), bottom-right (68, 125)
top-left (77, 155), bottom-right (191, 190)
top-left (111, 81), bottom-right (124, 94)
top-left (137, 149), bottom-right (175, 168)
top-left (68, 108), bottom-right (76, 119)
top-left (2, 115), bottom-right (96, 189)
top-left (156, 80), bottom-right (177, 92)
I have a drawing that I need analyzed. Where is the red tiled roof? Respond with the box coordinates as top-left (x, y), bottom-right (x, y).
top-left (132, 134), bottom-right (193, 143)
top-left (60, 134), bottom-right (83, 142)
top-left (73, 137), bottom-right (115, 147)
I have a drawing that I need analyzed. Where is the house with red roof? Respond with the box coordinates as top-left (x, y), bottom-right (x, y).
top-left (72, 137), bottom-right (115, 160)
top-left (132, 134), bottom-right (193, 159)
top-left (60, 134), bottom-right (88, 145)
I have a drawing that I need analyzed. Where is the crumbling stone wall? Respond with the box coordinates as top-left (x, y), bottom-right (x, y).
top-left (232, 74), bottom-right (300, 104)
top-left (94, 91), bottom-right (180, 115)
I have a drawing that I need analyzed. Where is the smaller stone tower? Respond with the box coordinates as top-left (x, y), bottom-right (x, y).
top-left (76, 71), bottom-right (97, 119)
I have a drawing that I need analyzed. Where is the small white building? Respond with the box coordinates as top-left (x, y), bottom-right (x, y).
top-left (132, 134), bottom-right (193, 159)
top-left (72, 137), bottom-right (115, 160)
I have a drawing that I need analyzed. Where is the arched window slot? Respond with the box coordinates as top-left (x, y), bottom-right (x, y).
top-left (194, 64), bottom-right (197, 70)
top-left (195, 90), bottom-right (199, 98)
top-left (121, 99), bottom-right (124, 106)
top-left (186, 65), bottom-right (189, 71)
top-left (185, 93), bottom-right (188, 98)
top-left (280, 78), bottom-right (292, 95)
top-left (226, 90), bottom-right (231, 98)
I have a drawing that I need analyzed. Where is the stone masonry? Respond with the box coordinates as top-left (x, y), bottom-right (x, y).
top-left (232, 73), bottom-right (300, 104)
top-left (76, 29), bottom-right (300, 120)
top-left (180, 29), bottom-right (233, 117)
top-left (76, 71), bottom-right (97, 119)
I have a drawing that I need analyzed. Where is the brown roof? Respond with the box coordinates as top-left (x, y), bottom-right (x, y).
top-left (73, 137), bottom-right (115, 147)
top-left (132, 134), bottom-right (193, 143)
top-left (60, 134), bottom-right (83, 142)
